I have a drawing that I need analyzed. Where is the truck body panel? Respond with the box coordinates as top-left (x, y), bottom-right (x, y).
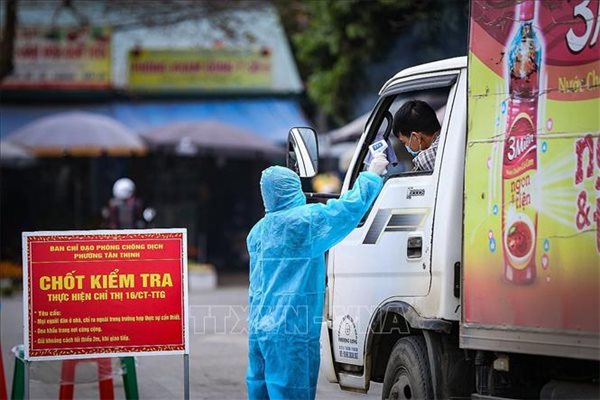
top-left (463, 0), bottom-right (600, 360)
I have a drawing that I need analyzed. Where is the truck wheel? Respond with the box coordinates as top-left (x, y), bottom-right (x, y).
top-left (382, 336), bottom-right (433, 400)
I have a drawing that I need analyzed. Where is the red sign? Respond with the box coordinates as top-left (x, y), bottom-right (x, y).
top-left (1, 26), bottom-right (111, 90)
top-left (23, 230), bottom-right (188, 360)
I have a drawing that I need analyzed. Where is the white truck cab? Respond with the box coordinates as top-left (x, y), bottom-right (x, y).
top-left (324, 56), bottom-right (468, 397)
top-left (289, 56), bottom-right (471, 399)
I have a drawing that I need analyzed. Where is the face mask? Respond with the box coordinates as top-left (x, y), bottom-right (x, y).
top-left (404, 133), bottom-right (421, 157)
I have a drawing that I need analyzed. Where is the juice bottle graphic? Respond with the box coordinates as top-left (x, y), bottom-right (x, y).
top-left (502, 0), bottom-right (541, 284)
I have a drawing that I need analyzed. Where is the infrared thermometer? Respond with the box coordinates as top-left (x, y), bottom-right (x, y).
top-left (368, 140), bottom-right (388, 174)
top-left (369, 140), bottom-right (388, 157)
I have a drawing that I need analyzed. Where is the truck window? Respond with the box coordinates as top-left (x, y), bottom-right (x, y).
top-left (359, 87), bottom-right (451, 179)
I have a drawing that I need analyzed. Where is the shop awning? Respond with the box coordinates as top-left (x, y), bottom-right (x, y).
top-left (0, 99), bottom-right (309, 143)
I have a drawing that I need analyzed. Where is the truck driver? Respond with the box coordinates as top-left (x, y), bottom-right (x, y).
top-left (392, 100), bottom-right (441, 171)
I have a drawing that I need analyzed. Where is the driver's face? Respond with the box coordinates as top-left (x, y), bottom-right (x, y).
top-left (398, 132), bottom-right (420, 151)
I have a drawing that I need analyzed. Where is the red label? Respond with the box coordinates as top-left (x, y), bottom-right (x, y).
top-left (24, 231), bottom-right (187, 360)
top-left (503, 112), bottom-right (538, 176)
top-left (502, 104), bottom-right (538, 283)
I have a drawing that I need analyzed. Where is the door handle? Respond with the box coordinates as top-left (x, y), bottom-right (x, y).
top-left (407, 236), bottom-right (422, 259)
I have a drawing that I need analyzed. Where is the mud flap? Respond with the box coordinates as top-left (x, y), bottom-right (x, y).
top-left (320, 321), bottom-right (338, 383)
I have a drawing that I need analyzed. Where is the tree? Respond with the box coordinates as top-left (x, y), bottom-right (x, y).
top-left (277, 0), bottom-right (468, 125)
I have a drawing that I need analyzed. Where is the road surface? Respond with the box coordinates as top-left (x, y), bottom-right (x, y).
top-left (1, 286), bottom-right (382, 399)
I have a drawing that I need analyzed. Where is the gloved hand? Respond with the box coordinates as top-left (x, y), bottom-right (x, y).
top-left (368, 153), bottom-right (389, 176)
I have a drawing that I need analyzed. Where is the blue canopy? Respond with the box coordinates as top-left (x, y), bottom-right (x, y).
top-left (0, 99), bottom-right (309, 143)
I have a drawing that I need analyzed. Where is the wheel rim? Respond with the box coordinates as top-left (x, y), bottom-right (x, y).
top-left (389, 367), bottom-right (414, 400)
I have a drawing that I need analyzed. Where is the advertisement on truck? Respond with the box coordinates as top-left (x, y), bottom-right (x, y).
top-left (464, 0), bottom-right (599, 335)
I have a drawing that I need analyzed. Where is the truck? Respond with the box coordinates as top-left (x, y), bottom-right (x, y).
top-left (286, 0), bottom-right (599, 398)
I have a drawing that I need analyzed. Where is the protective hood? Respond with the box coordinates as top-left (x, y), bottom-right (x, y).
top-left (260, 166), bottom-right (306, 213)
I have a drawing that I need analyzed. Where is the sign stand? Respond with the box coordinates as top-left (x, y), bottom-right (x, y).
top-left (120, 357), bottom-right (139, 399)
top-left (59, 359), bottom-right (115, 400)
top-left (23, 359), bottom-right (30, 400)
top-left (184, 354), bottom-right (190, 400)
top-left (12, 356), bottom-right (141, 400)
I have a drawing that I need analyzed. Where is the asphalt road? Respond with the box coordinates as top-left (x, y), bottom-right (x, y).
top-left (1, 286), bottom-right (382, 399)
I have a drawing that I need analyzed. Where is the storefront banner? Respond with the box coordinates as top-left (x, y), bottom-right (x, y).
top-left (127, 48), bottom-right (272, 90)
top-left (23, 229), bottom-right (188, 360)
top-left (1, 26), bottom-right (111, 89)
top-left (464, 0), bottom-right (599, 332)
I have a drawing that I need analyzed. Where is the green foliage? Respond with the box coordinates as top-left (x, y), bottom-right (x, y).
top-left (277, 0), bottom-right (466, 124)
top-left (278, 0), bottom-right (421, 123)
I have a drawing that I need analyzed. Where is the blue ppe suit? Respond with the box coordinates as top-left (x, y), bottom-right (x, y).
top-left (246, 166), bottom-right (383, 400)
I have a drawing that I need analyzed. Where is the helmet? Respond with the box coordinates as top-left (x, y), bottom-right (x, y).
top-left (113, 178), bottom-right (135, 200)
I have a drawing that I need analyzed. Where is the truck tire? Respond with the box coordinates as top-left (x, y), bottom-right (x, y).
top-left (382, 336), bottom-right (433, 400)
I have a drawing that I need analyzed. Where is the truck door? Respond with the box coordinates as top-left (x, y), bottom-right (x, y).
top-left (329, 71), bottom-right (461, 367)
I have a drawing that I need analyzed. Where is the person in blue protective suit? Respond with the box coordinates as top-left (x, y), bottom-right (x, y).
top-left (246, 154), bottom-right (388, 400)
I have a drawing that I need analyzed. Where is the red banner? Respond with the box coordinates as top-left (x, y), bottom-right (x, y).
top-left (23, 230), bottom-right (188, 360)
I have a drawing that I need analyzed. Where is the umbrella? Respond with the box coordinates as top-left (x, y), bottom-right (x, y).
top-left (142, 120), bottom-right (282, 156)
top-left (0, 140), bottom-right (36, 167)
top-left (0, 140), bottom-right (33, 159)
top-left (4, 111), bottom-right (147, 156)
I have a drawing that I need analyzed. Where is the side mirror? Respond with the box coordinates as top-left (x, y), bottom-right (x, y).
top-left (287, 127), bottom-right (319, 178)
